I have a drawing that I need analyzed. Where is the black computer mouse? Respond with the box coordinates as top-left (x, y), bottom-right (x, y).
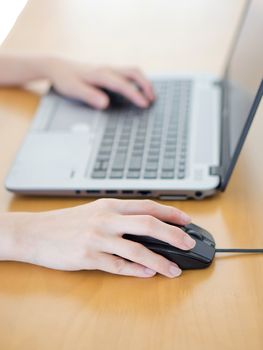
top-left (123, 223), bottom-right (216, 269)
top-left (102, 88), bottom-right (146, 109)
top-left (104, 89), bottom-right (131, 108)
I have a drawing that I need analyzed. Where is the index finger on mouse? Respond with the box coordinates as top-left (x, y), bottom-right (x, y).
top-left (113, 214), bottom-right (195, 250)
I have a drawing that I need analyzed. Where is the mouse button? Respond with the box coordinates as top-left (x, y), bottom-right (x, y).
top-left (123, 234), bottom-right (149, 244)
top-left (148, 245), bottom-right (189, 261)
top-left (151, 247), bottom-right (210, 269)
top-left (186, 229), bottom-right (203, 241)
top-left (190, 240), bottom-right (215, 262)
top-left (186, 223), bottom-right (215, 245)
top-left (203, 238), bottom-right (215, 247)
top-left (123, 234), bottom-right (170, 246)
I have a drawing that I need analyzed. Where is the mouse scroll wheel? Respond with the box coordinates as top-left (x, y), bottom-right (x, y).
top-left (186, 229), bottom-right (203, 240)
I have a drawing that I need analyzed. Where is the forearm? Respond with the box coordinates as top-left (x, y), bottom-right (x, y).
top-left (0, 51), bottom-right (53, 86)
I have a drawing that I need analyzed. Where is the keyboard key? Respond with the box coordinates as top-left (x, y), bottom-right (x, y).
top-left (118, 140), bottom-right (129, 147)
top-left (98, 148), bottom-right (112, 156)
top-left (133, 144), bottom-right (144, 151)
top-left (94, 161), bottom-right (102, 170)
top-left (148, 149), bottom-right (160, 156)
top-left (137, 131), bottom-right (147, 137)
top-left (105, 126), bottom-right (117, 133)
top-left (144, 170), bottom-right (157, 179)
top-left (104, 134), bottom-right (114, 140)
top-left (116, 147), bottom-right (128, 154)
top-left (132, 151), bottom-right (144, 157)
top-left (122, 127), bottom-right (132, 133)
top-left (112, 154), bottom-right (126, 170)
top-left (97, 154), bottom-right (110, 161)
top-left (161, 170), bottom-right (175, 179)
top-left (165, 145), bottom-right (177, 152)
top-left (110, 170), bottom-right (123, 178)
top-left (178, 171), bottom-right (185, 179)
top-left (149, 143), bottom-right (161, 149)
top-left (135, 137), bottom-right (145, 144)
top-left (145, 162), bottom-right (158, 171)
top-left (101, 161), bottom-right (109, 170)
top-left (150, 136), bottom-right (162, 143)
top-left (152, 129), bottom-right (162, 136)
top-left (101, 140), bottom-right (114, 147)
top-left (92, 170), bottom-right (107, 179)
top-left (127, 170), bottom-right (140, 178)
top-left (120, 135), bottom-right (130, 142)
top-left (179, 160), bottom-right (185, 167)
top-left (166, 139), bottom-right (177, 146)
top-left (94, 160), bottom-right (109, 171)
top-left (162, 158), bottom-right (175, 170)
top-left (147, 156), bottom-right (159, 162)
top-left (164, 152), bottom-right (176, 159)
top-left (129, 156), bottom-right (143, 170)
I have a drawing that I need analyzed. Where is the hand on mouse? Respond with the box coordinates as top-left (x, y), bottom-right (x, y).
top-left (0, 52), bottom-right (155, 109)
top-left (45, 56), bottom-right (155, 109)
top-left (0, 199), bottom-right (195, 278)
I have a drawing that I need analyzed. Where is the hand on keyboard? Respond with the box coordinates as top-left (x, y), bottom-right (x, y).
top-left (91, 80), bottom-right (191, 180)
top-left (46, 57), bottom-right (155, 109)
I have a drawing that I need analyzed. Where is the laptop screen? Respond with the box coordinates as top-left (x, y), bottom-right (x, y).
top-left (220, 0), bottom-right (263, 190)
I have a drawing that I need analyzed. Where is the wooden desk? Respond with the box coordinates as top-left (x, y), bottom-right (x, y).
top-left (0, 1), bottom-right (262, 349)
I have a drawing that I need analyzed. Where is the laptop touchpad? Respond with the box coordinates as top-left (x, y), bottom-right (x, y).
top-left (45, 97), bottom-right (100, 133)
top-left (13, 133), bottom-right (93, 181)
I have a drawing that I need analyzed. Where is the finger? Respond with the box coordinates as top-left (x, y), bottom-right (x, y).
top-left (114, 199), bottom-right (191, 226)
top-left (67, 81), bottom-right (110, 109)
top-left (89, 71), bottom-right (150, 108)
top-left (94, 253), bottom-right (157, 278)
top-left (104, 238), bottom-right (182, 278)
top-left (112, 214), bottom-right (195, 250)
top-left (119, 68), bottom-right (155, 101)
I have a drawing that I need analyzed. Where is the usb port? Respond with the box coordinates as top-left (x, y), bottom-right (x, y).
top-left (138, 191), bottom-right (152, 196)
top-left (86, 190), bottom-right (100, 194)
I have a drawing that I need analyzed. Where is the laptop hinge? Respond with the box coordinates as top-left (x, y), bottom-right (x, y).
top-left (209, 165), bottom-right (223, 177)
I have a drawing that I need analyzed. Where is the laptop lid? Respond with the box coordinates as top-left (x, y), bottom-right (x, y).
top-left (215, 0), bottom-right (263, 191)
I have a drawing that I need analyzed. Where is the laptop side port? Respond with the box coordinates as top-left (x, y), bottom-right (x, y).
top-left (194, 191), bottom-right (204, 199)
top-left (122, 190), bottom-right (134, 195)
top-left (138, 191), bottom-right (152, 196)
top-left (85, 190), bottom-right (101, 194)
top-left (105, 190), bottom-right (118, 194)
top-left (159, 194), bottom-right (187, 200)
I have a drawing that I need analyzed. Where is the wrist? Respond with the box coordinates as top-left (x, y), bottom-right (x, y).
top-left (0, 212), bottom-right (35, 263)
top-left (40, 54), bottom-right (61, 82)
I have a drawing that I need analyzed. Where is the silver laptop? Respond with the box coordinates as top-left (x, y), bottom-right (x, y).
top-left (5, 0), bottom-right (263, 199)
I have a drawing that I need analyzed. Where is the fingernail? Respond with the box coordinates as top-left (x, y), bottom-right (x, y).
top-left (144, 268), bottom-right (156, 276)
top-left (181, 213), bottom-right (191, 225)
top-left (169, 264), bottom-right (182, 278)
top-left (183, 235), bottom-right (196, 249)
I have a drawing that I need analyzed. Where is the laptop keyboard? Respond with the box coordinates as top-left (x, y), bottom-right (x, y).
top-left (90, 80), bottom-right (191, 180)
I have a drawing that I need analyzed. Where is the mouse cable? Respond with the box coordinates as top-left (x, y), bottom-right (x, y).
top-left (215, 248), bottom-right (263, 253)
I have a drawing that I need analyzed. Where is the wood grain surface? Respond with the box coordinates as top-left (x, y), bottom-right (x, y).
top-left (0, 1), bottom-right (262, 349)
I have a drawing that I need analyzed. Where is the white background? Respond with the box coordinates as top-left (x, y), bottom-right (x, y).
top-left (0, 0), bottom-right (28, 45)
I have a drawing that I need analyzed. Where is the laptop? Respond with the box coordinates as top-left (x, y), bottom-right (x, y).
top-left (5, 0), bottom-right (263, 200)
